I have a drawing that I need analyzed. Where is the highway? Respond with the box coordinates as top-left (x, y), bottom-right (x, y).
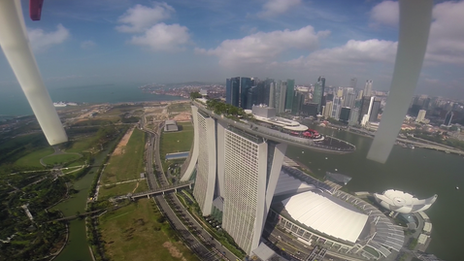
top-left (141, 111), bottom-right (240, 260)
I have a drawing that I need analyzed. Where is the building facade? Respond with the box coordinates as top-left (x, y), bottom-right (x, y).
top-left (285, 79), bottom-right (295, 111)
top-left (313, 76), bottom-right (325, 113)
top-left (364, 80), bottom-right (373, 97)
top-left (184, 104), bottom-right (288, 254)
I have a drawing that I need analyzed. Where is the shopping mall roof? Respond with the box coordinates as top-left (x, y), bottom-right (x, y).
top-left (281, 190), bottom-right (368, 244)
top-left (274, 171), bottom-right (315, 197)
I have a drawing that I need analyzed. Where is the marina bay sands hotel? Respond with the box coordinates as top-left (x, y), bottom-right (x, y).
top-left (180, 99), bottom-right (355, 254)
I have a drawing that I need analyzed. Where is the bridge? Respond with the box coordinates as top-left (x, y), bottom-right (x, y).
top-left (130, 181), bottom-right (194, 199)
top-left (49, 209), bottom-right (105, 222)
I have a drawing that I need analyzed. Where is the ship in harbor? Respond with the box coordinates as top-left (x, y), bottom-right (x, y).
top-left (53, 102), bottom-right (78, 107)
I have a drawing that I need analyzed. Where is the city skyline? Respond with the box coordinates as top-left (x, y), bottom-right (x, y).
top-left (0, 0), bottom-right (464, 99)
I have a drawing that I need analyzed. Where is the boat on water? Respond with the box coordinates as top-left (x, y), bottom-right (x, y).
top-left (456, 186), bottom-right (460, 190)
top-left (53, 102), bottom-right (67, 107)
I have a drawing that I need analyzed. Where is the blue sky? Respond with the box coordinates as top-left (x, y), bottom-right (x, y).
top-left (1, 0), bottom-right (464, 99)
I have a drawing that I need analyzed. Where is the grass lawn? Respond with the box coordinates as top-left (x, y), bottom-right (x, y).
top-left (14, 147), bottom-right (54, 168)
top-left (160, 122), bottom-right (193, 158)
top-left (42, 153), bottom-right (82, 165)
top-left (168, 102), bottom-right (190, 113)
top-left (99, 181), bottom-right (148, 200)
top-left (66, 135), bottom-right (98, 153)
top-left (101, 129), bottom-right (146, 184)
top-left (99, 199), bottom-right (198, 261)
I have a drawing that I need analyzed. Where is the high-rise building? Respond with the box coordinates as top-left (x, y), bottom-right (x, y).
top-left (339, 107), bottom-right (351, 123)
top-left (226, 78), bottom-right (231, 104)
top-left (332, 97), bottom-right (342, 120)
top-left (343, 88), bottom-right (356, 108)
top-left (324, 101), bottom-right (333, 119)
top-left (277, 81), bottom-right (287, 113)
top-left (313, 76), bottom-right (325, 113)
top-left (240, 77), bottom-right (252, 108)
top-left (269, 82), bottom-right (276, 108)
top-left (182, 100), bottom-right (356, 254)
top-left (359, 96), bottom-right (372, 124)
top-left (226, 77), bottom-right (240, 107)
top-left (225, 77), bottom-right (252, 109)
top-left (350, 77), bottom-right (357, 89)
top-left (349, 108), bottom-right (360, 126)
top-left (369, 100), bottom-right (381, 122)
top-left (226, 77), bottom-right (252, 108)
top-left (364, 80), bottom-right (373, 97)
top-left (291, 91), bottom-right (304, 115)
top-left (357, 89), bottom-right (364, 100)
top-left (185, 105), bottom-right (288, 253)
top-left (444, 111), bottom-right (454, 126)
top-left (302, 103), bottom-right (318, 117)
top-left (416, 109), bottom-right (426, 123)
top-left (285, 79), bottom-right (295, 111)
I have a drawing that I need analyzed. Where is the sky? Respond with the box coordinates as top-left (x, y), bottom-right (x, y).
top-left (0, 0), bottom-right (464, 99)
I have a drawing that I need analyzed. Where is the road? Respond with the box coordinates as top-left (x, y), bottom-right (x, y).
top-left (155, 195), bottom-right (222, 261)
top-left (141, 110), bottom-right (240, 260)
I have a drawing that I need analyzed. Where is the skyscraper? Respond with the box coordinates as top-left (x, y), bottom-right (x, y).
top-left (277, 81), bottom-right (287, 113)
top-left (225, 77), bottom-right (251, 109)
top-left (332, 96), bottom-right (342, 120)
top-left (359, 96), bottom-right (372, 123)
top-left (226, 78), bottom-right (231, 104)
top-left (323, 101), bottom-right (333, 119)
top-left (285, 79), bottom-right (295, 111)
top-left (343, 87), bottom-right (356, 108)
top-left (226, 77), bottom-right (240, 107)
top-left (291, 91), bottom-right (304, 115)
top-left (350, 77), bottom-right (358, 89)
top-left (444, 111), bottom-right (454, 126)
top-left (183, 104), bottom-right (288, 254)
top-left (269, 82), bottom-right (275, 108)
top-left (364, 80), bottom-right (373, 97)
top-left (416, 109), bottom-right (426, 123)
top-left (313, 76), bottom-right (325, 113)
top-left (183, 101), bottom-right (355, 254)
top-left (369, 100), bottom-right (381, 122)
top-left (240, 77), bottom-right (252, 108)
top-left (349, 108), bottom-right (360, 126)
top-left (339, 107), bottom-right (351, 123)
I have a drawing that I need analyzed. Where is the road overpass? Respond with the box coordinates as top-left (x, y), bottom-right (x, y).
top-left (130, 181), bottom-right (193, 199)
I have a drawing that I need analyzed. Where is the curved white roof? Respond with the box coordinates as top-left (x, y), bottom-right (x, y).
top-left (282, 191), bottom-right (368, 243)
top-left (373, 189), bottom-right (437, 214)
top-left (274, 171), bottom-right (314, 196)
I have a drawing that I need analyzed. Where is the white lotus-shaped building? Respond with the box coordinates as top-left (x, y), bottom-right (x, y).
top-left (373, 189), bottom-right (437, 214)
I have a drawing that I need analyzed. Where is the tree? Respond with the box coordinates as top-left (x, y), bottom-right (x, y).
top-left (190, 92), bottom-right (202, 100)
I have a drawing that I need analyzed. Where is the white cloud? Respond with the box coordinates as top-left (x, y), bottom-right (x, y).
top-left (195, 26), bottom-right (329, 66)
top-left (28, 24), bottom-right (70, 51)
top-left (129, 23), bottom-right (190, 52)
top-left (369, 1), bottom-right (464, 65)
top-left (116, 2), bottom-right (174, 33)
top-left (369, 1), bottom-right (399, 27)
top-left (426, 1), bottom-right (464, 64)
top-left (258, 0), bottom-right (302, 17)
top-left (303, 39), bottom-right (397, 66)
top-left (81, 40), bottom-right (96, 49)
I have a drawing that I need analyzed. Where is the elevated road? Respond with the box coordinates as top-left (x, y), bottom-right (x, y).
top-left (130, 182), bottom-right (193, 199)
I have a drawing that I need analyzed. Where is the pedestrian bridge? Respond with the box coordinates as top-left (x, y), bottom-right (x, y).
top-left (131, 181), bottom-right (193, 199)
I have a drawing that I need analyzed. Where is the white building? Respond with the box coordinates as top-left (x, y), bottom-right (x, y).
top-left (184, 103), bottom-right (287, 254)
top-left (416, 109), bottom-right (426, 123)
top-left (364, 80), bottom-right (373, 97)
top-left (373, 189), bottom-right (438, 214)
